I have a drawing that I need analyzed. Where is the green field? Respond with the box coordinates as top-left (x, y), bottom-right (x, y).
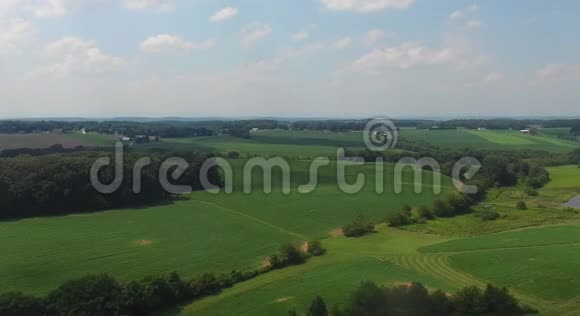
top-left (3, 132), bottom-right (580, 315)
top-left (65, 132), bottom-right (115, 146)
top-left (400, 128), bottom-right (580, 153)
top-left (0, 160), bottom-right (452, 295)
top-left (140, 130), bottom-right (369, 158)
top-left (420, 226), bottom-right (580, 301)
top-left (131, 128), bottom-right (580, 157)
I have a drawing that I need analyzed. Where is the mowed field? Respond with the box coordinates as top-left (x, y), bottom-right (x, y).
top-left (0, 133), bottom-right (114, 150)
top-left (0, 160), bottom-right (453, 294)
top-left (421, 226), bottom-right (580, 302)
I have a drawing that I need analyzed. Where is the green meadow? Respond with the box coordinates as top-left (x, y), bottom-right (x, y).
top-left (2, 132), bottom-right (580, 315)
top-left (0, 160), bottom-right (452, 295)
top-left (400, 128), bottom-right (580, 153)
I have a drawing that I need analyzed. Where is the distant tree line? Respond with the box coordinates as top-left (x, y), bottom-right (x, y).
top-left (0, 150), bottom-right (220, 219)
top-left (0, 241), bottom-right (326, 316)
top-left (295, 281), bottom-right (537, 316)
top-left (3, 118), bottom-right (580, 137)
top-left (0, 144), bottom-right (92, 158)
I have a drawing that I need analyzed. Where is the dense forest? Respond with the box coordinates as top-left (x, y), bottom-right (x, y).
top-left (0, 150), bottom-right (220, 219)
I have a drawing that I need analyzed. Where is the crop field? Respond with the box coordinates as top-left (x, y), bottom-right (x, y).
top-left (0, 160), bottom-right (452, 295)
top-left (400, 128), bottom-right (580, 153)
top-left (140, 130), bottom-right (369, 158)
top-left (133, 128), bottom-right (580, 157)
top-left (0, 133), bottom-right (113, 150)
top-left (420, 226), bottom-right (580, 302)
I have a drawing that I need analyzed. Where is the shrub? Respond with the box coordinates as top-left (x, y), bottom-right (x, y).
top-left (516, 201), bottom-right (528, 210)
top-left (432, 199), bottom-right (452, 217)
top-left (47, 274), bottom-right (126, 316)
top-left (307, 240), bottom-right (327, 256)
top-left (386, 212), bottom-right (410, 227)
top-left (525, 188), bottom-right (539, 196)
top-left (0, 292), bottom-right (46, 316)
top-left (342, 215), bottom-right (375, 237)
top-left (307, 296), bottom-right (328, 316)
top-left (417, 205), bottom-right (434, 219)
top-left (269, 244), bottom-right (306, 269)
top-left (477, 210), bottom-right (500, 221)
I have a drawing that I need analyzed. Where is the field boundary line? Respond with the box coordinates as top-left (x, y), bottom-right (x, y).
top-left (189, 199), bottom-right (307, 240)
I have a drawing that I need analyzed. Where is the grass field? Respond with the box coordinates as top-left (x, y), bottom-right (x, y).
top-left (0, 160), bottom-right (452, 295)
top-left (400, 128), bottom-right (580, 153)
top-left (140, 131), bottom-right (369, 158)
top-left (0, 133), bottom-right (113, 150)
top-left (183, 225), bottom-right (580, 315)
top-left (420, 226), bottom-right (580, 301)
top-left (404, 165), bottom-right (580, 237)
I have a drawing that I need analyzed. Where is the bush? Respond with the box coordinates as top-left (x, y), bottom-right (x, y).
top-left (386, 212), bottom-right (410, 227)
top-left (307, 240), bottom-right (327, 256)
top-left (342, 215), bottom-right (375, 237)
top-left (516, 201), bottom-right (528, 210)
top-left (0, 292), bottom-right (46, 316)
top-left (269, 244), bottom-right (306, 269)
top-left (307, 296), bottom-right (328, 316)
top-left (525, 188), bottom-right (539, 196)
top-left (477, 210), bottom-right (500, 221)
top-left (432, 199), bottom-right (453, 217)
top-left (417, 205), bottom-right (434, 219)
top-left (47, 274), bottom-right (126, 316)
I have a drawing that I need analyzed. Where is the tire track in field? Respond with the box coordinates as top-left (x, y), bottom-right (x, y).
top-left (189, 199), bottom-right (307, 240)
top-left (386, 253), bottom-right (545, 310)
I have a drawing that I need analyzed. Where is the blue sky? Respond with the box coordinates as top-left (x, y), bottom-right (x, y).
top-left (1, 0), bottom-right (580, 118)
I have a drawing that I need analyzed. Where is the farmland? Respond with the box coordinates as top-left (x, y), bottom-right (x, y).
top-left (400, 128), bottom-right (580, 153)
top-left (0, 160), bottom-right (452, 294)
top-left (1, 127), bottom-right (580, 315)
top-left (0, 133), bottom-right (114, 150)
top-left (132, 128), bottom-right (580, 158)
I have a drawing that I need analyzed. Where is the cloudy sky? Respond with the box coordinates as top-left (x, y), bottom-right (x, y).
top-left (1, 0), bottom-right (579, 118)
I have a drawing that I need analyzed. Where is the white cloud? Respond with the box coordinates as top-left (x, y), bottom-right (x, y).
top-left (466, 19), bottom-right (481, 30)
top-left (0, 0), bottom-right (72, 17)
top-left (240, 22), bottom-right (272, 48)
top-left (122, 0), bottom-right (174, 12)
top-left (292, 31), bottom-right (309, 41)
top-left (362, 29), bottom-right (384, 46)
top-left (140, 34), bottom-right (214, 53)
top-left (483, 72), bottom-right (504, 84)
top-left (448, 4), bottom-right (479, 22)
top-left (352, 42), bottom-right (458, 72)
top-left (320, 0), bottom-right (415, 13)
top-left (448, 10), bottom-right (465, 21)
top-left (0, 18), bottom-right (35, 55)
top-left (209, 6), bottom-right (238, 22)
top-left (32, 0), bottom-right (69, 17)
top-left (536, 64), bottom-right (580, 79)
top-left (40, 37), bottom-right (124, 76)
top-left (333, 36), bottom-right (352, 49)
